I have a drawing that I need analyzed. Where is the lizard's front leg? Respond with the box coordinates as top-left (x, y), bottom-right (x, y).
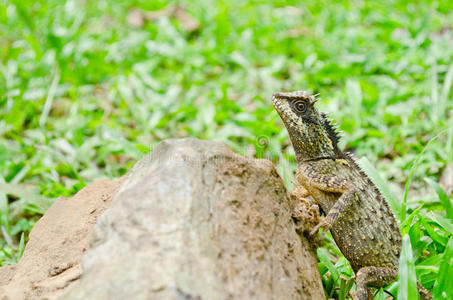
top-left (309, 188), bottom-right (360, 235)
top-left (296, 167), bottom-right (359, 235)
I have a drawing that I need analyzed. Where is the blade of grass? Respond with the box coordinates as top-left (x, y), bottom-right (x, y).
top-left (398, 234), bottom-right (419, 300)
top-left (401, 204), bottom-right (424, 235)
top-left (0, 183), bottom-right (54, 214)
top-left (318, 247), bottom-right (340, 283)
top-left (374, 288), bottom-right (386, 300)
top-left (10, 165), bottom-right (31, 185)
top-left (39, 67), bottom-right (60, 127)
top-left (401, 129), bottom-right (449, 223)
top-left (338, 276), bottom-right (354, 300)
top-left (419, 216), bottom-right (448, 247)
top-left (424, 178), bottom-right (453, 220)
top-left (428, 212), bottom-right (453, 236)
top-left (440, 63), bottom-right (453, 107)
top-left (0, 177), bottom-right (12, 247)
top-left (433, 237), bottom-right (453, 299)
top-left (431, 63), bottom-right (439, 123)
top-left (17, 232), bottom-right (25, 262)
top-left (338, 277), bottom-right (347, 300)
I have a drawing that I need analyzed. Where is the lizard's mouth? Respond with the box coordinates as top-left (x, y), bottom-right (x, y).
top-left (272, 95), bottom-right (299, 129)
top-left (271, 95), bottom-right (285, 116)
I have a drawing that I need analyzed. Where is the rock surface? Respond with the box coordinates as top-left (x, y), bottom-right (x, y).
top-left (64, 138), bottom-right (324, 299)
top-left (0, 138), bottom-right (324, 300)
top-left (0, 178), bottom-right (124, 300)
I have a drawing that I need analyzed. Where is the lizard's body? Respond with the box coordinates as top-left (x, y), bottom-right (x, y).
top-left (297, 156), bottom-right (400, 273)
top-left (272, 91), bottom-right (429, 300)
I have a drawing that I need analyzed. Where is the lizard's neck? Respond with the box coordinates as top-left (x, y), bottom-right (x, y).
top-left (287, 124), bottom-right (339, 163)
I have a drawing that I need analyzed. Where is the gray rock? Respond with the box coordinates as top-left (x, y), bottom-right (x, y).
top-left (63, 138), bottom-right (324, 300)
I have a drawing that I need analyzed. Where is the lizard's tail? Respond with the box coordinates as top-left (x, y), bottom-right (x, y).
top-left (418, 282), bottom-right (432, 300)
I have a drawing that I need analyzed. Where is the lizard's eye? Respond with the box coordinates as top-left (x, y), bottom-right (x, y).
top-left (293, 100), bottom-right (306, 113)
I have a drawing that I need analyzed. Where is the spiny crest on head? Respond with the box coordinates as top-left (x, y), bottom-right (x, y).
top-left (320, 112), bottom-right (341, 148)
top-left (311, 93), bottom-right (320, 103)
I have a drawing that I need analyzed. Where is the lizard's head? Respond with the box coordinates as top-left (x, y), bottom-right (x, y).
top-left (272, 91), bottom-right (340, 162)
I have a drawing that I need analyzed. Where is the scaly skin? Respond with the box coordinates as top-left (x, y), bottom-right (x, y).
top-left (272, 91), bottom-right (430, 300)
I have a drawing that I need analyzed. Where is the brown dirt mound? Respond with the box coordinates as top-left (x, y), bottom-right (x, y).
top-left (0, 178), bottom-right (124, 300)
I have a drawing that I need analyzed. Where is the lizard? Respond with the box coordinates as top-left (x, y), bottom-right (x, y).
top-left (271, 90), bottom-right (431, 300)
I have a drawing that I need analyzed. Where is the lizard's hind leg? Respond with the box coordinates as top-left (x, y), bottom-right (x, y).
top-left (352, 266), bottom-right (397, 300)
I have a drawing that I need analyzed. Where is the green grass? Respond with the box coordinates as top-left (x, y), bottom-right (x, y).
top-left (0, 0), bottom-right (452, 298)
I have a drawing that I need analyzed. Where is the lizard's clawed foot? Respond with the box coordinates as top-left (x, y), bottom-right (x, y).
top-left (310, 217), bottom-right (331, 236)
top-left (290, 185), bottom-right (310, 198)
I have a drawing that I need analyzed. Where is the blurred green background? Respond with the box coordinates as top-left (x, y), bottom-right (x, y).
top-left (1, 0), bottom-right (452, 298)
